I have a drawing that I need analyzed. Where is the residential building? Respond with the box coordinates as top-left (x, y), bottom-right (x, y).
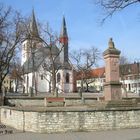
top-left (76, 67), bottom-right (105, 92)
top-left (2, 74), bottom-right (13, 93)
top-left (120, 62), bottom-right (140, 94)
top-left (76, 62), bottom-right (140, 94)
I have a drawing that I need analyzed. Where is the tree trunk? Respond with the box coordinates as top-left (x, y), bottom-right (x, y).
top-left (51, 68), bottom-right (56, 95)
top-left (34, 72), bottom-right (37, 96)
top-left (85, 82), bottom-right (89, 92)
top-left (0, 83), bottom-right (2, 94)
top-left (49, 81), bottom-right (51, 92)
top-left (79, 79), bottom-right (84, 98)
top-left (27, 74), bottom-right (29, 94)
top-left (15, 79), bottom-right (18, 93)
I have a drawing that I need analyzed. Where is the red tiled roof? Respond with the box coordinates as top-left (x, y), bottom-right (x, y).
top-left (76, 67), bottom-right (105, 80)
top-left (120, 63), bottom-right (140, 75)
top-left (90, 67), bottom-right (105, 77)
top-left (76, 62), bottom-right (140, 80)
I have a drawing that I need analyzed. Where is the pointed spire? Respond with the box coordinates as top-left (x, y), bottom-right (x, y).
top-left (60, 16), bottom-right (68, 38)
top-left (108, 38), bottom-right (115, 49)
top-left (59, 16), bottom-right (69, 63)
top-left (29, 9), bottom-right (39, 37)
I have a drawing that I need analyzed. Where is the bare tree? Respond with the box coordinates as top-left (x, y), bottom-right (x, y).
top-left (120, 55), bottom-right (129, 65)
top-left (0, 4), bottom-right (24, 93)
top-left (95, 0), bottom-right (140, 23)
top-left (40, 26), bottom-right (63, 95)
top-left (119, 55), bottom-right (130, 96)
top-left (10, 58), bottom-right (23, 93)
top-left (71, 47), bottom-right (100, 96)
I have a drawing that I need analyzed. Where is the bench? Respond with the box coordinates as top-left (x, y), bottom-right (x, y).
top-left (44, 97), bottom-right (66, 107)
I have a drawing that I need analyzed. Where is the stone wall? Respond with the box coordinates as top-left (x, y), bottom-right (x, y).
top-left (0, 107), bottom-right (140, 133)
top-left (4, 97), bottom-right (97, 106)
top-left (5, 97), bottom-right (44, 106)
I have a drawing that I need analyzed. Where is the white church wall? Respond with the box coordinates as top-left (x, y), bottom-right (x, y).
top-left (37, 66), bottom-right (51, 93)
top-left (23, 73), bottom-right (33, 93)
top-left (57, 69), bottom-right (74, 93)
top-left (21, 40), bottom-right (31, 66)
top-left (37, 73), bottom-right (50, 93)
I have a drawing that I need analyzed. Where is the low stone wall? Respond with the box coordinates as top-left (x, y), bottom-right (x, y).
top-left (4, 96), bottom-right (98, 106)
top-left (0, 106), bottom-right (140, 133)
top-left (5, 97), bottom-right (44, 106)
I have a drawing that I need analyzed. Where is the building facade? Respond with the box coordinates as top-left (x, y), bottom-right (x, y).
top-left (120, 62), bottom-right (140, 94)
top-left (76, 67), bottom-right (105, 92)
top-left (2, 74), bottom-right (13, 93)
top-left (76, 63), bottom-right (140, 94)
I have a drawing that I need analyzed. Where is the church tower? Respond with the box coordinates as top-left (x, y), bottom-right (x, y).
top-left (29, 9), bottom-right (39, 38)
top-left (59, 16), bottom-right (69, 64)
top-left (56, 17), bottom-right (74, 93)
top-left (21, 9), bottom-right (40, 66)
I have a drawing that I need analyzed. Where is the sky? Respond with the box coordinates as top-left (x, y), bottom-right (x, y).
top-left (1, 0), bottom-right (140, 66)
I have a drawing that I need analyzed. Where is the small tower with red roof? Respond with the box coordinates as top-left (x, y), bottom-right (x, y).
top-left (59, 16), bottom-right (69, 64)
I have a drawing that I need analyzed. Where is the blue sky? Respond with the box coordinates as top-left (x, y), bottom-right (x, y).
top-left (1, 0), bottom-right (140, 66)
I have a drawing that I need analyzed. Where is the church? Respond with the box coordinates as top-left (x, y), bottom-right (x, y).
top-left (21, 10), bottom-right (75, 94)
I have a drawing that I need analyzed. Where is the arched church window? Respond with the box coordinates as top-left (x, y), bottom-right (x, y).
top-left (57, 73), bottom-right (61, 83)
top-left (66, 73), bottom-right (69, 83)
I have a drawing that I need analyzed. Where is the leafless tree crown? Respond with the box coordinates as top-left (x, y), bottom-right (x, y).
top-left (95, 0), bottom-right (140, 23)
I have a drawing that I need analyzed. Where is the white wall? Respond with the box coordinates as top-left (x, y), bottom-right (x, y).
top-left (57, 69), bottom-right (74, 93)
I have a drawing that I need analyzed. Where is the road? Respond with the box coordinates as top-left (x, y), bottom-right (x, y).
top-left (0, 127), bottom-right (140, 140)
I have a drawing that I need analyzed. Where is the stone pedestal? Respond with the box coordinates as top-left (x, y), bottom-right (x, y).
top-left (103, 38), bottom-right (122, 101)
top-left (104, 82), bottom-right (122, 100)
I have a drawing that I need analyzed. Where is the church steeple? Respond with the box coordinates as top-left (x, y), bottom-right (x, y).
top-left (21, 10), bottom-right (40, 66)
top-left (60, 16), bottom-right (68, 44)
top-left (60, 16), bottom-right (68, 38)
top-left (59, 16), bottom-right (69, 63)
top-left (29, 9), bottom-right (39, 38)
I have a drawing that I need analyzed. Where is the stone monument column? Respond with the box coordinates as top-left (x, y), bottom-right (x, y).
top-left (103, 38), bottom-right (122, 101)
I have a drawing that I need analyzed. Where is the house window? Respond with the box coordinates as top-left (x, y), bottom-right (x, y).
top-left (66, 73), bottom-right (69, 83)
top-left (41, 75), bottom-right (43, 80)
top-left (57, 73), bottom-right (61, 83)
top-left (77, 81), bottom-right (80, 84)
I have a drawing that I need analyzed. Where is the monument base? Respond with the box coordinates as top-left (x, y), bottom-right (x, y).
top-left (104, 81), bottom-right (122, 101)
